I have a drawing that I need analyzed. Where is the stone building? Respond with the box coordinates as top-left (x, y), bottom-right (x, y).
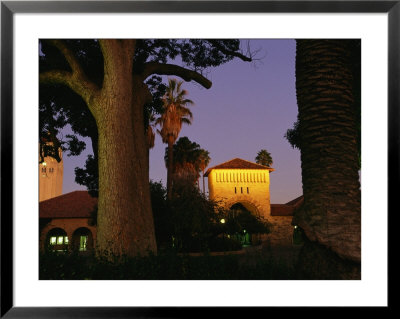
top-left (39, 155), bottom-right (302, 252)
top-left (39, 191), bottom-right (97, 253)
top-left (39, 139), bottom-right (97, 253)
top-left (39, 143), bottom-right (63, 202)
top-left (205, 158), bottom-right (303, 246)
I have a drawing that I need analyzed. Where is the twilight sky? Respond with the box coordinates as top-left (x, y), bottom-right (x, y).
top-left (61, 39), bottom-right (303, 204)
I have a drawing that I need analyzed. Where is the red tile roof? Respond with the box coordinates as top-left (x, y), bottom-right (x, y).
top-left (39, 191), bottom-right (97, 219)
top-left (270, 204), bottom-right (295, 216)
top-left (271, 195), bottom-right (304, 216)
top-left (204, 158), bottom-right (274, 176)
top-left (285, 195), bottom-right (304, 207)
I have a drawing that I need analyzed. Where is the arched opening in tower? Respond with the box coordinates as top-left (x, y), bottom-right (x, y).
top-left (229, 202), bottom-right (257, 247)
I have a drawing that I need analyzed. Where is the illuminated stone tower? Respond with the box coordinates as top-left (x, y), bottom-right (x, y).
top-left (205, 158), bottom-right (301, 246)
top-left (205, 158), bottom-right (274, 219)
top-left (39, 144), bottom-right (63, 202)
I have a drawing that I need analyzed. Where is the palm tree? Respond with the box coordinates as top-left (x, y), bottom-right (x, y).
top-left (255, 149), bottom-right (273, 167)
top-left (164, 137), bottom-right (210, 190)
top-left (165, 136), bottom-right (200, 186)
top-left (198, 149), bottom-right (211, 194)
top-left (294, 39), bottom-right (361, 279)
top-left (156, 78), bottom-right (194, 199)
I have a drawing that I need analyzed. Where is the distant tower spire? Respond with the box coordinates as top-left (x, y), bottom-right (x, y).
top-left (39, 134), bottom-right (63, 201)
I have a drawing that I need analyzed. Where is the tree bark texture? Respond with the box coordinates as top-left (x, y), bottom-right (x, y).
top-left (294, 40), bottom-right (361, 267)
top-left (94, 41), bottom-right (157, 257)
top-left (296, 238), bottom-right (361, 280)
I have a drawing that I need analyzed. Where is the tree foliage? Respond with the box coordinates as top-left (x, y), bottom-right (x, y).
top-left (255, 149), bottom-right (273, 167)
top-left (150, 181), bottom-right (271, 252)
top-left (156, 78), bottom-right (194, 198)
top-left (39, 39), bottom-right (253, 257)
top-left (226, 203), bottom-right (271, 235)
top-left (150, 181), bottom-right (228, 252)
top-left (40, 39), bottom-right (252, 196)
top-left (156, 78), bottom-right (194, 144)
top-left (164, 136), bottom-right (209, 187)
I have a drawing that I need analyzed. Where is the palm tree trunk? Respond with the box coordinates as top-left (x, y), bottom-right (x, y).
top-left (294, 39), bottom-right (361, 279)
top-left (167, 137), bottom-right (174, 200)
top-left (202, 170), bottom-right (205, 195)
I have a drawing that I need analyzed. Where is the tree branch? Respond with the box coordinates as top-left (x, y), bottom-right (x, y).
top-left (141, 62), bottom-right (212, 89)
top-left (40, 40), bottom-right (99, 106)
top-left (48, 40), bottom-right (82, 74)
top-left (207, 40), bottom-right (253, 62)
top-left (39, 70), bottom-right (73, 86)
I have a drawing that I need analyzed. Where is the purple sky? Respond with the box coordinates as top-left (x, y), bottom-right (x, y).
top-left (61, 39), bottom-right (303, 204)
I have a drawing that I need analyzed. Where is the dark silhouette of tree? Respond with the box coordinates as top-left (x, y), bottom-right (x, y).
top-left (255, 149), bottom-right (273, 167)
top-left (164, 136), bottom-right (209, 189)
top-left (198, 149), bottom-right (211, 194)
top-left (284, 119), bottom-right (301, 150)
top-left (293, 39), bottom-right (361, 279)
top-left (156, 79), bottom-right (194, 199)
top-left (149, 180), bottom-right (170, 249)
top-left (39, 39), bottom-right (252, 258)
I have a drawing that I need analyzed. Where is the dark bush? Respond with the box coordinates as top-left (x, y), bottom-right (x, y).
top-left (39, 248), bottom-right (296, 280)
top-left (208, 236), bottom-right (242, 252)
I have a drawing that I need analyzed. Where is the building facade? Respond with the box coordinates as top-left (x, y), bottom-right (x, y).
top-left (39, 143), bottom-right (63, 202)
top-left (205, 158), bottom-right (302, 246)
top-left (39, 191), bottom-right (97, 253)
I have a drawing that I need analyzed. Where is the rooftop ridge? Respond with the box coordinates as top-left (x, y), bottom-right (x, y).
top-left (204, 157), bottom-right (274, 176)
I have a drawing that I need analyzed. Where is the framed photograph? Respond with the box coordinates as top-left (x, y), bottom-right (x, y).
top-left (1, 0), bottom-right (395, 317)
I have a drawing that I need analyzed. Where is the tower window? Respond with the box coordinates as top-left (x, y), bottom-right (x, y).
top-left (49, 168), bottom-right (54, 173)
top-left (41, 167), bottom-right (46, 173)
top-left (247, 187), bottom-right (249, 194)
top-left (234, 187), bottom-right (237, 194)
top-left (241, 187), bottom-right (243, 194)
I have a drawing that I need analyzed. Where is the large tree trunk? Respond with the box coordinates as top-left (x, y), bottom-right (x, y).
top-left (94, 41), bottom-right (157, 258)
top-left (296, 237), bottom-right (361, 280)
top-left (294, 40), bottom-right (361, 279)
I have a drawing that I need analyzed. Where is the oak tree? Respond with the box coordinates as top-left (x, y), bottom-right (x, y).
top-left (40, 39), bottom-right (252, 257)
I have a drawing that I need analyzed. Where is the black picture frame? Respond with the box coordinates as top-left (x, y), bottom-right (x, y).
top-left (1, 1), bottom-right (395, 317)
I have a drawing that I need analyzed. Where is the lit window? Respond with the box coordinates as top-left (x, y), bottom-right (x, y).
top-left (42, 162), bottom-right (47, 166)
top-left (57, 236), bottom-right (64, 245)
top-left (79, 236), bottom-right (88, 251)
top-left (50, 237), bottom-right (57, 245)
top-left (64, 236), bottom-right (69, 244)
